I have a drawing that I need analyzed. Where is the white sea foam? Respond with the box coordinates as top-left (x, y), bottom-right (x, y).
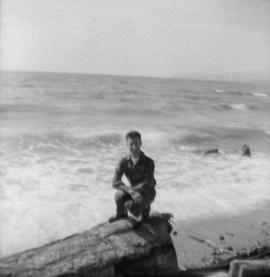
top-left (251, 92), bottom-right (268, 97)
top-left (1, 143), bottom-right (269, 257)
top-left (230, 103), bottom-right (248, 111)
top-left (154, 153), bottom-right (270, 220)
top-left (215, 89), bottom-right (225, 93)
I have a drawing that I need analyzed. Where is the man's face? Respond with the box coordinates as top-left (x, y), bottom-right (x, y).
top-left (126, 137), bottom-right (142, 156)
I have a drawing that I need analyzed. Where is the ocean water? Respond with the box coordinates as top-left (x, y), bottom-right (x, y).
top-left (0, 71), bottom-right (270, 257)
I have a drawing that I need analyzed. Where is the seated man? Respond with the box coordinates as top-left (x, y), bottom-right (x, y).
top-left (109, 130), bottom-right (156, 223)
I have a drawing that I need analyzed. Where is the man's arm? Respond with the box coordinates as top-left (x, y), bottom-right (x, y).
top-left (112, 160), bottom-right (135, 195)
top-left (133, 159), bottom-right (156, 193)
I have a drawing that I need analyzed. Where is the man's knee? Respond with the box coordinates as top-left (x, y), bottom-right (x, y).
top-left (115, 190), bottom-right (128, 203)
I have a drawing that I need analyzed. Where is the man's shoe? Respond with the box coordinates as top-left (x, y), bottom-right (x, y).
top-left (108, 214), bottom-right (128, 223)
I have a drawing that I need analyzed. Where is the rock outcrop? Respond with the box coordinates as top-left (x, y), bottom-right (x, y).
top-left (0, 215), bottom-right (179, 277)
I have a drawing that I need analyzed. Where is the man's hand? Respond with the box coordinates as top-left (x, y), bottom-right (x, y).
top-left (130, 190), bottom-right (142, 203)
top-left (113, 183), bottom-right (142, 203)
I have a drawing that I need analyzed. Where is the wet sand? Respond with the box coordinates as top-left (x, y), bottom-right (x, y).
top-left (170, 203), bottom-right (270, 275)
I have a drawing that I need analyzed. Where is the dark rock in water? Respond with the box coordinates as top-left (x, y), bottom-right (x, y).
top-left (241, 144), bottom-right (251, 157)
top-left (0, 214), bottom-right (179, 277)
top-left (219, 235), bottom-right (225, 241)
top-left (203, 148), bottom-right (220, 156)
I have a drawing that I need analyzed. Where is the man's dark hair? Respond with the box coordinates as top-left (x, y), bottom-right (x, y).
top-left (126, 130), bottom-right (141, 141)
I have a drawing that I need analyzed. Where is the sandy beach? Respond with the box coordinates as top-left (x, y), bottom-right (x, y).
top-left (170, 202), bottom-right (270, 275)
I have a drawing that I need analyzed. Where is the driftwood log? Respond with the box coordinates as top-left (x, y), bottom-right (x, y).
top-left (0, 215), bottom-right (179, 277)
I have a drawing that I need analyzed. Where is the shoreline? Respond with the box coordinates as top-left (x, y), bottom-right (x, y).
top-left (171, 203), bottom-right (270, 273)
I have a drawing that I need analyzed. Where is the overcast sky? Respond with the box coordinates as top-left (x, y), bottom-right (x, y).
top-left (1, 0), bottom-right (270, 78)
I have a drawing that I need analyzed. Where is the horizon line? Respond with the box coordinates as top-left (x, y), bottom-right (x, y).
top-left (1, 69), bottom-right (268, 84)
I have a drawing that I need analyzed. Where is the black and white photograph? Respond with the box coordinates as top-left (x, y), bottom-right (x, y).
top-left (0, 1), bottom-right (270, 276)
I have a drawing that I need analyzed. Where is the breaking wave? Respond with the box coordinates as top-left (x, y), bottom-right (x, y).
top-left (168, 128), bottom-right (270, 155)
top-left (220, 103), bottom-right (248, 111)
top-left (5, 131), bottom-right (122, 154)
top-left (251, 92), bottom-right (268, 97)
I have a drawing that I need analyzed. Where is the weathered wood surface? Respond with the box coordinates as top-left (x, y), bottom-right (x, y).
top-left (0, 215), bottom-right (179, 277)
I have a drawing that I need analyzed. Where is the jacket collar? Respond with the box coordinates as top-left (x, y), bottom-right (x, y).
top-left (126, 151), bottom-right (145, 164)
